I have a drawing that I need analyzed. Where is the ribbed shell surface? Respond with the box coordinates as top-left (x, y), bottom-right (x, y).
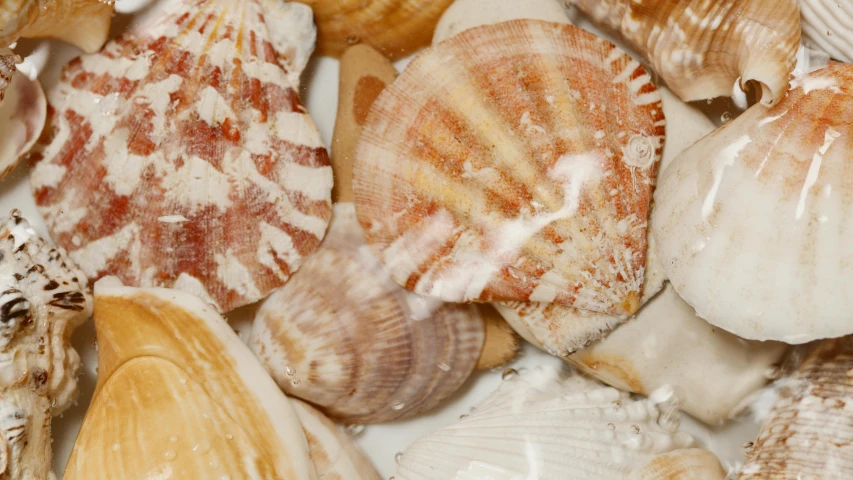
top-left (801, 0), bottom-right (853, 63)
top-left (29, 0), bottom-right (333, 313)
top-left (353, 20), bottom-right (664, 315)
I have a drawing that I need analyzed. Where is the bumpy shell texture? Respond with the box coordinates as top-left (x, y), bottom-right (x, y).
top-left (739, 337), bottom-right (853, 479)
top-left (30, 0), bottom-right (333, 313)
top-left (0, 0), bottom-right (113, 53)
top-left (395, 366), bottom-right (723, 480)
top-left (571, 0), bottom-right (800, 106)
top-left (251, 203), bottom-right (485, 424)
top-left (65, 279), bottom-right (315, 479)
top-left (353, 20), bottom-right (664, 313)
top-left (653, 64), bottom-right (853, 344)
top-left (801, 0), bottom-right (853, 63)
top-left (0, 212), bottom-right (91, 480)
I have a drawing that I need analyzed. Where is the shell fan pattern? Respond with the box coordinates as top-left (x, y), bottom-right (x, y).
top-left (29, 0), bottom-right (333, 313)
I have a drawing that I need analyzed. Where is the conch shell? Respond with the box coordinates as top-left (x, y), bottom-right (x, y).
top-left (0, 0), bottom-right (114, 53)
top-left (353, 19), bottom-right (664, 313)
top-left (0, 211), bottom-right (92, 480)
top-left (432, 0), bottom-right (573, 43)
top-left (569, 0), bottom-right (801, 106)
top-left (395, 366), bottom-right (725, 480)
top-left (65, 278), bottom-right (316, 479)
top-left (29, 0), bottom-right (333, 313)
top-left (293, 0), bottom-right (454, 60)
top-left (801, 0), bottom-right (853, 63)
top-left (653, 63), bottom-right (853, 343)
top-left (250, 203), bottom-right (485, 424)
top-left (739, 337), bottom-right (853, 479)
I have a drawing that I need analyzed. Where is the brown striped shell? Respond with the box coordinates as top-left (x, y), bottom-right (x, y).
top-left (570, 0), bottom-right (801, 106)
top-left (353, 20), bottom-right (664, 314)
top-left (739, 337), bottom-right (853, 479)
top-left (250, 203), bottom-right (485, 424)
top-left (29, 0), bottom-right (333, 313)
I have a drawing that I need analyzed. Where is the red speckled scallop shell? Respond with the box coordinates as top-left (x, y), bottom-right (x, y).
top-left (29, 0), bottom-right (333, 313)
top-left (353, 20), bottom-right (665, 316)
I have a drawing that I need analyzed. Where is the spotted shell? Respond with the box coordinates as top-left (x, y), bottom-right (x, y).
top-left (353, 20), bottom-right (664, 314)
top-left (251, 203), bottom-right (485, 424)
top-left (29, 0), bottom-right (333, 313)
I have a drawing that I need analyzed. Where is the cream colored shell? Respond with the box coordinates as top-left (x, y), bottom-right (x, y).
top-left (801, 0), bottom-right (853, 63)
top-left (432, 0), bottom-right (572, 44)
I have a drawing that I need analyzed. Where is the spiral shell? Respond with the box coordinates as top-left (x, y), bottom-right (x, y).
top-left (570, 0), bottom-right (800, 106)
top-left (0, 0), bottom-right (114, 53)
top-left (251, 203), bottom-right (485, 424)
top-left (353, 20), bottom-right (664, 313)
top-left (801, 0), bottom-right (853, 63)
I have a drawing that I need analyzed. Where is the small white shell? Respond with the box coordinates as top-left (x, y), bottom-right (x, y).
top-left (801, 0), bottom-right (853, 63)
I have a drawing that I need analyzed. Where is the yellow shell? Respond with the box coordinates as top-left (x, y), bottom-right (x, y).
top-left (0, 0), bottom-right (113, 52)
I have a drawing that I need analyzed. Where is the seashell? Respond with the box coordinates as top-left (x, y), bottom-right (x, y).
top-left (353, 20), bottom-right (664, 313)
top-left (739, 337), bottom-right (853, 479)
top-left (65, 277), bottom-right (315, 479)
top-left (0, 47), bottom-right (14, 103)
top-left (250, 202), bottom-right (485, 424)
top-left (293, 0), bottom-right (453, 60)
top-left (474, 304), bottom-right (520, 370)
top-left (626, 449), bottom-right (727, 480)
top-left (569, 0), bottom-right (800, 106)
top-left (293, 399), bottom-right (382, 480)
top-left (801, 0), bottom-right (853, 63)
top-left (0, 67), bottom-right (46, 181)
top-left (29, 0), bottom-right (333, 313)
top-left (432, 0), bottom-right (573, 44)
top-left (0, 211), bottom-right (92, 480)
top-left (652, 63), bottom-right (853, 343)
top-left (395, 366), bottom-right (725, 480)
top-left (0, 0), bottom-right (114, 53)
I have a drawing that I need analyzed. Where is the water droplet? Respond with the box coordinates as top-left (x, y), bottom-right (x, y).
top-left (290, 377), bottom-right (301, 387)
top-left (209, 458), bottom-right (220, 468)
top-left (111, 443), bottom-right (120, 452)
top-left (391, 401), bottom-right (406, 411)
top-left (721, 111), bottom-right (732, 123)
top-left (163, 450), bottom-right (177, 461)
top-left (169, 436), bottom-right (178, 443)
top-left (631, 425), bottom-right (640, 434)
top-left (179, 378), bottom-right (187, 385)
top-left (501, 368), bottom-right (518, 380)
top-left (395, 452), bottom-right (403, 463)
top-left (707, 99), bottom-right (714, 105)
top-left (344, 424), bottom-right (365, 437)
top-left (284, 366), bottom-right (295, 377)
top-left (346, 35), bottom-right (360, 45)
top-left (221, 476), bottom-right (231, 480)
top-left (193, 441), bottom-right (211, 454)
top-left (98, 92), bottom-right (123, 116)
top-left (437, 362), bottom-right (451, 372)
top-left (743, 441), bottom-right (755, 455)
top-left (225, 433), bottom-right (233, 440)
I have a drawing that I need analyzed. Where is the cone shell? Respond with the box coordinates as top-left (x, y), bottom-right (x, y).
top-left (29, 0), bottom-right (333, 313)
top-left (571, 0), bottom-right (800, 106)
top-left (801, 0), bottom-right (853, 63)
top-left (432, 0), bottom-right (573, 44)
top-left (293, 0), bottom-right (453, 60)
top-left (250, 203), bottom-right (485, 424)
top-left (65, 278), bottom-right (315, 479)
top-left (739, 337), bottom-right (853, 479)
top-left (653, 64), bottom-right (853, 343)
top-left (293, 400), bottom-right (382, 480)
top-left (0, 0), bottom-right (113, 53)
top-left (353, 20), bottom-right (664, 313)
top-left (626, 449), bottom-right (726, 480)
top-left (395, 366), bottom-right (719, 480)
top-left (0, 68), bottom-right (46, 181)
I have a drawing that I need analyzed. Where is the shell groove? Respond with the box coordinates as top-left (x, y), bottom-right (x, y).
top-left (570, 0), bottom-right (800, 106)
top-left (251, 203), bottom-right (485, 424)
top-left (652, 64), bottom-right (853, 343)
top-left (353, 20), bottom-right (664, 313)
top-left (739, 337), bottom-right (853, 479)
top-left (801, 0), bottom-right (853, 63)
top-left (29, 0), bottom-right (333, 313)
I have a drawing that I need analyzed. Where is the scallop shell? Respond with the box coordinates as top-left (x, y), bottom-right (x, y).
top-left (739, 337), bottom-right (853, 478)
top-left (353, 20), bottom-right (664, 313)
top-left (293, 0), bottom-right (453, 60)
top-left (395, 366), bottom-right (725, 480)
top-left (293, 400), bottom-right (382, 480)
top-left (801, 0), bottom-right (853, 63)
top-left (250, 202), bottom-right (485, 424)
top-left (652, 63), bottom-right (853, 343)
top-left (432, 0), bottom-right (573, 44)
top-left (0, 211), bottom-right (92, 480)
top-left (570, 0), bottom-right (800, 106)
top-left (0, 68), bottom-right (46, 181)
top-left (65, 277), bottom-right (315, 479)
top-left (29, 0), bottom-right (333, 313)
top-left (0, 0), bottom-right (113, 53)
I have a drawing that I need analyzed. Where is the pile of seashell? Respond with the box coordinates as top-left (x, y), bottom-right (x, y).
top-left (0, 0), bottom-right (852, 478)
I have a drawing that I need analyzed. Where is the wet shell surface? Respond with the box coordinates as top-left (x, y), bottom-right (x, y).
top-left (739, 337), bottom-right (853, 479)
top-left (353, 20), bottom-right (664, 313)
top-left (251, 202), bottom-right (485, 424)
top-left (65, 278), bottom-right (315, 479)
top-left (293, 0), bottom-right (454, 60)
top-left (395, 366), bottom-right (725, 480)
top-left (652, 64), bottom-right (853, 343)
top-left (570, 0), bottom-right (800, 106)
top-left (0, 68), bottom-right (46, 181)
top-left (801, 0), bottom-right (853, 63)
top-left (432, 0), bottom-right (573, 44)
top-left (0, 0), bottom-right (114, 53)
top-left (29, 0), bottom-right (333, 313)
top-left (0, 212), bottom-right (92, 480)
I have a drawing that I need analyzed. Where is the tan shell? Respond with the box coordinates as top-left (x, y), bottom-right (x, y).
top-left (626, 449), bottom-right (726, 480)
top-left (0, 0), bottom-right (113, 53)
top-left (474, 304), bottom-right (520, 371)
top-left (250, 203), bottom-right (485, 424)
top-left (353, 20), bottom-right (664, 313)
top-left (65, 278), bottom-right (315, 479)
top-left (739, 337), bottom-right (853, 479)
top-left (570, 0), bottom-right (800, 106)
top-left (293, 0), bottom-right (454, 60)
